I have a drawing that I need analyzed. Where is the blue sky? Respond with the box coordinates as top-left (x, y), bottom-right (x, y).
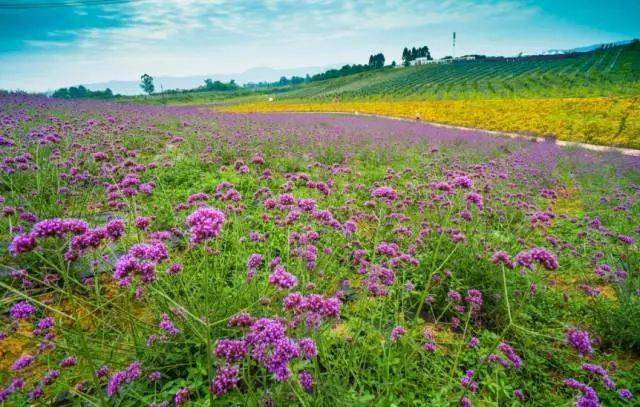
top-left (0, 0), bottom-right (638, 92)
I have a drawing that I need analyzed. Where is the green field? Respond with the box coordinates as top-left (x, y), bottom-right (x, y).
top-left (135, 41), bottom-right (640, 105)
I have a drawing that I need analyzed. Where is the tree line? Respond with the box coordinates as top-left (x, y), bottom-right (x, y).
top-left (50, 44), bottom-right (436, 99)
top-left (51, 85), bottom-right (115, 99)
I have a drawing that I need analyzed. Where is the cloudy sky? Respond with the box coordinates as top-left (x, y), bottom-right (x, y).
top-left (1, 0), bottom-right (638, 92)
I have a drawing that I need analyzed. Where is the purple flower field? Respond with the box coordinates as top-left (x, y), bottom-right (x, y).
top-left (1, 94), bottom-right (639, 405)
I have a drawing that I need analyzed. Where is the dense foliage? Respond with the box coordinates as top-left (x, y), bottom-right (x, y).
top-left (51, 86), bottom-right (116, 100)
top-left (1, 95), bottom-right (639, 406)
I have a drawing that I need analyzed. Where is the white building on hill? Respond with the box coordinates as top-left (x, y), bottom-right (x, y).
top-left (409, 57), bottom-right (432, 66)
top-left (408, 57), bottom-right (452, 66)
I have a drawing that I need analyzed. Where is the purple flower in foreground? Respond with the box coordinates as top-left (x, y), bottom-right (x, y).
top-left (247, 253), bottom-right (263, 269)
top-left (10, 301), bottom-right (36, 320)
top-left (299, 370), bottom-right (314, 392)
top-left (452, 175), bottom-right (473, 188)
top-left (497, 342), bottom-right (523, 369)
top-left (173, 388), bottom-right (189, 406)
top-left (618, 234), bottom-right (635, 245)
top-left (566, 328), bottom-right (593, 356)
top-left (186, 206), bottom-right (226, 244)
top-left (159, 313), bottom-right (180, 336)
top-left (135, 216), bottom-right (151, 230)
top-left (298, 338), bottom-right (318, 359)
top-left (8, 233), bottom-right (37, 255)
top-left (514, 389), bottom-right (525, 401)
top-left (491, 251), bottom-right (514, 268)
top-left (215, 339), bottom-right (248, 362)
top-left (42, 369), bottom-right (60, 385)
top-left (468, 337), bottom-right (480, 348)
top-left (515, 247), bottom-right (558, 271)
top-left (465, 192), bottom-right (484, 209)
top-left (60, 356), bottom-right (77, 368)
top-left (564, 378), bottom-right (600, 406)
top-left (211, 364), bottom-right (239, 396)
top-left (28, 386), bottom-right (44, 401)
top-left (106, 361), bottom-right (142, 397)
top-left (268, 265), bottom-right (298, 290)
top-left (96, 365), bottom-right (109, 378)
top-left (618, 389), bottom-right (633, 400)
top-left (390, 326), bottom-right (406, 343)
top-left (371, 186), bottom-right (398, 201)
top-left (11, 354), bottom-right (35, 371)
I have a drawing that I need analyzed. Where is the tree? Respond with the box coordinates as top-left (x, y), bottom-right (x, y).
top-left (402, 47), bottom-right (409, 66)
top-left (278, 76), bottom-right (290, 86)
top-left (140, 74), bottom-right (155, 95)
top-left (368, 53), bottom-right (385, 69)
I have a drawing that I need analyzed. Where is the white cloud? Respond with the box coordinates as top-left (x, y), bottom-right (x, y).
top-left (11, 0), bottom-right (612, 92)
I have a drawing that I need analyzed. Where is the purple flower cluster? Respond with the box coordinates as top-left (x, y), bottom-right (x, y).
top-left (486, 342), bottom-right (523, 369)
top-left (283, 292), bottom-right (341, 328)
top-left (514, 247), bottom-right (559, 271)
top-left (10, 300), bottom-right (36, 320)
top-left (11, 354), bottom-right (35, 371)
top-left (106, 361), bottom-right (142, 397)
top-left (268, 265), bottom-right (298, 290)
top-left (245, 318), bottom-right (314, 381)
top-left (460, 369), bottom-right (478, 393)
top-left (185, 206), bottom-right (226, 244)
top-left (299, 370), bottom-right (314, 392)
top-left (564, 378), bottom-right (600, 406)
top-left (214, 317), bottom-right (318, 388)
top-left (173, 387), bottom-right (190, 406)
top-left (159, 313), bottom-right (181, 336)
top-left (371, 186), bottom-right (398, 201)
top-left (211, 364), bottom-right (239, 396)
top-left (581, 363), bottom-right (616, 389)
top-left (0, 377), bottom-right (25, 402)
top-left (9, 217), bottom-right (124, 261)
top-left (390, 326), bottom-right (407, 343)
top-left (215, 339), bottom-right (248, 362)
top-left (113, 241), bottom-right (169, 286)
top-left (566, 328), bottom-right (594, 356)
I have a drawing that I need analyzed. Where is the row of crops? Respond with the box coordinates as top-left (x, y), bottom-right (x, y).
top-left (225, 97), bottom-right (640, 149)
top-left (279, 42), bottom-right (640, 100)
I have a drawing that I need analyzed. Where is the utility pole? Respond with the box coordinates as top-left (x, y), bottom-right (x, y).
top-left (453, 32), bottom-right (456, 59)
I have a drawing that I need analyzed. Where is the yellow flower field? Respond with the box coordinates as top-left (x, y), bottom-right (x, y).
top-left (223, 97), bottom-right (640, 149)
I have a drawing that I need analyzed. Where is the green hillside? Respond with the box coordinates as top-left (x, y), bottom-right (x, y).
top-left (276, 41), bottom-right (640, 100)
top-left (134, 41), bottom-right (640, 106)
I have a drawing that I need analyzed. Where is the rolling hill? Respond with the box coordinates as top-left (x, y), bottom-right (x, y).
top-left (135, 41), bottom-right (639, 105)
top-left (271, 41), bottom-right (640, 101)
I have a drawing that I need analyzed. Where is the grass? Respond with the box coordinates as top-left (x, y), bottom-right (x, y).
top-left (0, 95), bottom-right (639, 405)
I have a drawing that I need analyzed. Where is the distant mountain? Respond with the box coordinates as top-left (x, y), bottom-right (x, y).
top-left (83, 65), bottom-right (343, 95)
top-left (542, 39), bottom-right (635, 55)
